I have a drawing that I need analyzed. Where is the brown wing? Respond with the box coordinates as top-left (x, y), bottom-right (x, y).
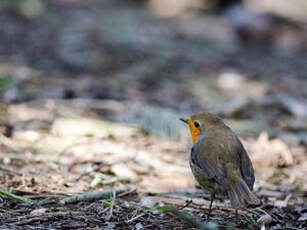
top-left (191, 139), bottom-right (230, 188)
top-left (235, 136), bottom-right (255, 191)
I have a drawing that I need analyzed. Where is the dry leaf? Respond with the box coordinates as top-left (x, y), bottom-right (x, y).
top-left (250, 132), bottom-right (294, 167)
top-left (30, 208), bottom-right (48, 216)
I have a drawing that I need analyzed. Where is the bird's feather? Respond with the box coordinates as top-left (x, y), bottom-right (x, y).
top-left (192, 136), bottom-right (230, 188)
top-left (190, 147), bottom-right (215, 179)
top-left (235, 136), bottom-right (255, 191)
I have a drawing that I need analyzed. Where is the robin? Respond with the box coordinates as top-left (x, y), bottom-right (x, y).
top-left (180, 112), bottom-right (260, 219)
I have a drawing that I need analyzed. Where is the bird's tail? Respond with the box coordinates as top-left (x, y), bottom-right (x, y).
top-left (228, 179), bottom-right (261, 209)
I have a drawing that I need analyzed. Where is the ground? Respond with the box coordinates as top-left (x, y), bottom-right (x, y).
top-left (0, 0), bottom-right (307, 229)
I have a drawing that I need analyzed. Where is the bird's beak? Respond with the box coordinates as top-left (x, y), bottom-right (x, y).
top-left (179, 118), bottom-right (189, 125)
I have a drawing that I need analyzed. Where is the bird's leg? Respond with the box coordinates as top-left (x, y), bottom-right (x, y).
top-left (207, 193), bottom-right (215, 220)
top-left (235, 209), bottom-right (238, 225)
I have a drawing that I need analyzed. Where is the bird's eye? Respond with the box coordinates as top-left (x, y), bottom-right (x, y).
top-left (194, 121), bottom-right (200, 128)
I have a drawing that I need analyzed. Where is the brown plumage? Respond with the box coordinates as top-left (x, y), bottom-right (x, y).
top-left (180, 112), bottom-right (260, 218)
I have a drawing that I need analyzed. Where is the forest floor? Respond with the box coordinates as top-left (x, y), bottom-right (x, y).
top-left (0, 98), bottom-right (306, 229)
top-left (0, 0), bottom-right (307, 229)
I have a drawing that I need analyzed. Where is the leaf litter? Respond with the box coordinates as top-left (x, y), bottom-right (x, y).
top-left (0, 96), bottom-right (306, 229)
top-left (0, 1), bottom-right (307, 229)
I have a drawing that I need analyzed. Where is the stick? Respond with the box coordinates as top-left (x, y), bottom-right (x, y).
top-left (178, 199), bottom-right (193, 210)
top-left (6, 211), bottom-right (80, 225)
top-left (60, 189), bottom-right (124, 204)
top-left (12, 216), bottom-right (49, 226)
top-left (171, 210), bottom-right (219, 230)
top-left (0, 166), bottom-right (22, 176)
top-left (0, 188), bottom-right (33, 203)
top-left (126, 213), bottom-right (146, 223)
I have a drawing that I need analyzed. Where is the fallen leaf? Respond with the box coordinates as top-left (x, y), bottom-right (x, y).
top-left (257, 214), bottom-right (273, 225)
top-left (298, 213), bottom-right (307, 221)
top-left (111, 163), bottom-right (138, 181)
top-left (249, 132), bottom-right (294, 167)
top-left (140, 196), bottom-right (157, 208)
top-left (30, 208), bottom-right (48, 216)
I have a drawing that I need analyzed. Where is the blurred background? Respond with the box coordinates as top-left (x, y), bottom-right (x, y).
top-left (0, 0), bottom-right (306, 228)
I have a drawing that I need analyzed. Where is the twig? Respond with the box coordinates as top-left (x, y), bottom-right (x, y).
top-left (26, 193), bottom-right (63, 199)
top-left (11, 216), bottom-right (49, 226)
top-left (254, 207), bottom-right (271, 216)
top-left (126, 213), bottom-right (146, 223)
top-left (0, 166), bottom-right (22, 176)
top-left (147, 200), bottom-right (218, 229)
top-left (117, 188), bottom-right (137, 198)
top-left (100, 177), bottom-right (131, 186)
top-left (178, 199), bottom-right (193, 210)
top-left (36, 198), bottom-right (59, 206)
top-left (0, 188), bottom-right (33, 203)
top-left (6, 211), bottom-right (80, 225)
top-left (50, 190), bottom-right (74, 196)
top-left (60, 189), bottom-right (124, 204)
top-left (170, 210), bottom-right (219, 230)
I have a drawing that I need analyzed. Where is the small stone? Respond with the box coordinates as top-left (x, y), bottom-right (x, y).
top-left (140, 196), bottom-right (156, 208)
top-left (135, 222), bottom-right (143, 230)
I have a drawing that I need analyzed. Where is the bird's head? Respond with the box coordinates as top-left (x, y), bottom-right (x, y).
top-left (180, 112), bottom-right (223, 143)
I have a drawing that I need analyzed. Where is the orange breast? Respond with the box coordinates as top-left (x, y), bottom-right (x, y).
top-left (188, 117), bottom-right (202, 144)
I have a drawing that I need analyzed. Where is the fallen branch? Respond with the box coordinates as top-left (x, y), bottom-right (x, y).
top-left (12, 216), bottom-right (49, 226)
top-left (60, 189), bottom-right (124, 204)
top-left (0, 188), bottom-right (33, 203)
top-left (0, 166), bottom-right (22, 176)
top-left (6, 211), bottom-right (80, 225)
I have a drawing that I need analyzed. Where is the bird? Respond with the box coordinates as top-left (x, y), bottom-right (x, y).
top-left (180, 112), bottom-right (260, 219)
